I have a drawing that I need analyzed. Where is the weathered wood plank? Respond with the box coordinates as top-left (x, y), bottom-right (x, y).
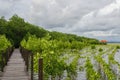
top-left (3, 72), bottom-right (27, 77)
top-left (0, 49), bottom-right (29, 80)
top-left (1, 76), bottom-right (29, 80)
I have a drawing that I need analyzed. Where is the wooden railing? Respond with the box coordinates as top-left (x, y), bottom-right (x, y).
top-left (0, 47), bottom-right (14, 72)
top-left (20, 47), bottom-right (43, 80)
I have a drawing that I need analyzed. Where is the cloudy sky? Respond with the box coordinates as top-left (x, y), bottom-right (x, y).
top-left (0, 0), bottom-right (120, 42)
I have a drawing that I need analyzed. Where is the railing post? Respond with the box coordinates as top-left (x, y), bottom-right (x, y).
top-left (4, 50), bottom-right (7, 66)
top-left (26, 52), bottom-right (29, 72)
top-left (1, 52), bottom-right (4, 72)
top-left (5, 48), bottom-right (10, 65)
top-left (31, 52), bottom-right (33, 80)
top-left (25, 50), bottom-right (28, 71)
top-left (38, 58), bottom-right (43, 80)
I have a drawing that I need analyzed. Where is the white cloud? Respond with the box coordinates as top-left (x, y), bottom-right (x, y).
top-left (71, 0), bottom-right (120, 40)
top-left (1, 0), bottom-right (120, 41)
top-left (84, 30), bottom-right (119, 37)
top-left (98, 0), bottom-right (120, 16)
top-left (30, 0), bottom-right (113, 28)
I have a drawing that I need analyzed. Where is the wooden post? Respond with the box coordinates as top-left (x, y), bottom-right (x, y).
top-left (26, 51), bottom-right (30, 72)
top-left (38, 58), bottom-right (43, 80)
top-left (1, 52), bottom-right (4, 72)
top-left (25, 51), bottom-right (28, 71)
top-left (31, 53), bottom-right (33, 80)
top-left (26, 53), bottom-right (29, 72)
top-left (6, 48), bottom-right (9, 65)
top-left (4, 50), bottom-right (7, 66)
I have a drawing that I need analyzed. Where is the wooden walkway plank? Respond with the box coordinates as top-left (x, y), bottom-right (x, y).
top-left (0, 49), bottom-right (29, 80)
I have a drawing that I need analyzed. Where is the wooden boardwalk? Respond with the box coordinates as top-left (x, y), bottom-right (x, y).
top-left (0, 49), bottom-right (29, 80)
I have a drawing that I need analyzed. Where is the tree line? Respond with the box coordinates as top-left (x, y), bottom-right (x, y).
top-left (0, 14), bottom-right (100, 48)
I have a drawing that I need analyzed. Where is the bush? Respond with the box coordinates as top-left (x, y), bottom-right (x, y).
top-left (116, 45), bottom-right (120, 49)
top-left (99, 48), bottom-right (103, 52)
top-left (91, 45), bottom-right (96, 49)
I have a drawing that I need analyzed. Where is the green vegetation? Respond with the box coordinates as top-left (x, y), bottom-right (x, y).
top-left (95, 56), bottom-right (116, 80)
top-left (0, 14), bottom-right (100, 48)
top-left (0, 35), bottom-right (12, 70)
top-left (85, 58), bottom-right (100, 80)
top-left (20, 34), bottom-right (120, 80)
top-left (91, 45), bottom-right (96, 49)
top-left (21, 35), bottom-right (84, 79)
top-left (0, 35), bottom-right (11, 51)
top-left (0, 15), bottom-right (47, 47)
top-left (1, 14), bottom-right (120, 80)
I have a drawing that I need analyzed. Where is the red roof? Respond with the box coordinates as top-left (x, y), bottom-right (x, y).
top-left (100, 40), bottom-right (107, 43)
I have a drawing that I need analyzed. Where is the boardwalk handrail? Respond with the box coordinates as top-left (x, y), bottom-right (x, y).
top-left (0, 47), bottom-right (13, 72)
top-left (20, 47), bottom-right (43, 80)
top-left (0, 49), bottom-right (29, 80)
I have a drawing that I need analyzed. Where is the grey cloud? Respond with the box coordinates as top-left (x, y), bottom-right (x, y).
top-left (1, 0), bottom-right (119, 41)
top-left (0, 0), bottom-right (31, 21)
top-left (72, 6), bottom-right (120, 33)
top-left (0, 0), bottom-right (13, 17)
top-left (30, 0), bottom-right (114, 29)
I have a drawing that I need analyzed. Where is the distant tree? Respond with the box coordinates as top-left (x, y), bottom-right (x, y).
top-left (24, 23), bottom-right (48, 38)
top-left (0, 16), bottom-right (7, 34)
top-left (0, 14), bottom-right (101, 48)
top-left (6, 14), bottom-right (26, 47)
